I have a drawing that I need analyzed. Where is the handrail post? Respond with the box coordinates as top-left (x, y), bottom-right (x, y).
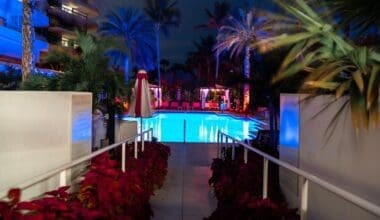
top-left (232, 140), bottom-right (235, 160)
top-left (244, 147), bottom-right (248, 164)
top-left (121, 143), bottom-right (126, 172)
top-left (149, 128), bottom-right (152, 141)
top-left (151, 128), bottom-right (154, 141)
top-left (225, 135), bottom-right (228, 160)
top-left (263, 158), bottom-right (269, 199)
top-left (134, 137), bottom-right (138, 159)
top-left (217, 131), bottom-right (220, 158)
top-left (142, 132), bottom-right (145, 152)
top-left (59, 170), bottom-right (66, 187)
top-left (300, 177), bottom-right (309, 220)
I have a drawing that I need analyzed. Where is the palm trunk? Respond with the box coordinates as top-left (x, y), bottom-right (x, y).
top-left (124, 57), bottom-right (130, 83)
top-left (215, 39), bottom-right (220, 84)
top-left (215, 54), bottom-right (219, 85)
top-left (22, 0), bottom-right (34, 81)
top-left (243, 46), bottom-right (250, 111)
top-left (155, 24), bottom-right (161, 107)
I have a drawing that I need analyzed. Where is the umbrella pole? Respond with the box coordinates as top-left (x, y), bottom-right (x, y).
top-left (141, 117), bottom-right (144, 151)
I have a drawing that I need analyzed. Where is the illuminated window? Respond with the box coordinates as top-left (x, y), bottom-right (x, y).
top-left (61, 5), bottom-right (73, 14)
top-left (61, 37), bottom-right (69, 47)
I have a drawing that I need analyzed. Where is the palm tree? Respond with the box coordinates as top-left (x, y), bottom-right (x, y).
top-left (215, 9), bottom-right (272, 111)
top-left (42, 32), bottom-right (127, 144)
top-left (98, 7), bottom-right (156, 83)
top-left (144, 0), bottom-right (181, 104)
top-left (262, 0), bottom-right (380, 132)
top-left (21, 0), bottom-right (34, 81)
top-left (196, 1), bottom-right (230, 83)
top-left (187, 35), bottom-right (216, 86)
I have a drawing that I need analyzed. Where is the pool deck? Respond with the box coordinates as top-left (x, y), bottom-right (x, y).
top-left (151, 143), bottom-right (217, 220)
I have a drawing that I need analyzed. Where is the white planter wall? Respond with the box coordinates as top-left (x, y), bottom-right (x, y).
top-left (279, 94), bottom-right (380, 220)
top-left (0, 91), bottom-right (92, 199)
top-left (115, 119), bottom-right (138, 142)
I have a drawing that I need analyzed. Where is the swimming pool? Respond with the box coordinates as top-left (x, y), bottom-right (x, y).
top-left (122, 112), bottom-right (265, 143)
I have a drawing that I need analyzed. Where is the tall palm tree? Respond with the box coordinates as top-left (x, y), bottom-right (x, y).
top-left (196, 1), bottom-right (230, 83)
top-left (22, 0), bottom-right (34, 81)
top-left (98, 7), bottom-right (156, 83)
top-left (144, 0), bottom-right (181, 104)
top-left (262, 0), bottom-right (380, 132)
top-left (215, 9), bottom-right (271, 111)
top-left (187, 35), bottom-right (216, 85)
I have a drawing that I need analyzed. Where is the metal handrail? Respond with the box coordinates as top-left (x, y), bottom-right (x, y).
top-left (0, 128), bottom-right (154, 200)
top-left (217, 130), bottom-right (380, 219)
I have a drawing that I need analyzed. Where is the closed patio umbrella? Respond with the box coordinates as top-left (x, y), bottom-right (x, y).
top-left (129, 70), bottom-right (153, 152)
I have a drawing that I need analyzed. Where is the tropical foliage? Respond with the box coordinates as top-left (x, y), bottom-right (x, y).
top-left (98, 7), bottom-right (156, 80)
top-left (328, 0), bottom-right (380, 35)
top-left (196, 1), bottom-right (230, 82)
top-left (187, 35), bottom-right (216, 86)
top-left (0, 67), bottom-right (22, 90)
top-left (259, 0), bottom-right (380, 131)
top-left (0, 142), bottom-right (170, 220)
top-left (26, 32), bottom-right (127, 107)
top-left (215, 9), bottom-right (272, 111)
top-left (206, 146), bottom-right (297, 220)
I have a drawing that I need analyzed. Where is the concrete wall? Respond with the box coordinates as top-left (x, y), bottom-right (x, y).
top-left (0, 91), bottom-right (92, 199)
top-left (115, 120), bottom-right (138, 143)
top-left (279, 94), bottom-right (380, 220)
top-left (279, 94), bottom-right (300, 208)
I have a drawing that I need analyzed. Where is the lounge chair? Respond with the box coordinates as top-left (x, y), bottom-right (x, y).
top-left (209, 102), bottom-right (219, 110)
top-left (192, 102), bottom-right (201, 110)
top-left (181, 101), bottom-right (190, 110)
top-left (170, 101), bottom-right (179, 109)
top-left (160, 101), bottom-right (169, 109)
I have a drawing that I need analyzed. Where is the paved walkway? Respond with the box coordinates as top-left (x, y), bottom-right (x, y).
top-left (151, 143), bottom-right (217, 220)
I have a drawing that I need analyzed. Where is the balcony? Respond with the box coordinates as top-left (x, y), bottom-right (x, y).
top-left (62, 0), bottom-right (99, 17)
top-left (48, 5), bottom-right (96, 28)
top-left (0, 25), bottom-right (48, 64)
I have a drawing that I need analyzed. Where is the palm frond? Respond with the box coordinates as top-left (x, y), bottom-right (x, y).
top-left (261, 0), bottom-right (380, 130)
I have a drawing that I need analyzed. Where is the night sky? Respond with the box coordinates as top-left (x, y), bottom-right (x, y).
top-left (95, 0), bottom-right (277, 63)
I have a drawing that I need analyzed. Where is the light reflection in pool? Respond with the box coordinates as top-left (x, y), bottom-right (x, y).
top-left (122, 112), bottom-right (265, 143)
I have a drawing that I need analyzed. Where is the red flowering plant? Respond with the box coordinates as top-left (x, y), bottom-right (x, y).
top-left (78, 152), bottom-right (152, 219)
top-left (206, 146), bottom-right (298, 220)
top-left (0, 187), bottom-right (101, 220)
top-left (113, 96), bottom-right (126, 114)
top-left (0, 188), bottom-right (23, 219)
top-left (77, 142), bottom-right (170, 219)
top-left (113, 142), bottom-right (170, 191)
top-left (1, 142), bottom-right (171, 220)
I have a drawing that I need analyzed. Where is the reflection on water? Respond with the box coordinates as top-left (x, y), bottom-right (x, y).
top-left (122, 112), bottom-right (264, 143)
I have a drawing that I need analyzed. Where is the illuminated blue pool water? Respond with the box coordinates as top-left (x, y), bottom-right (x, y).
top-left (122, 112), bottom-right (265, 143)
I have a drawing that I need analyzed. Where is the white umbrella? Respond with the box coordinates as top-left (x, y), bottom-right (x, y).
top-left (129, 70), bottom-right (153, 153)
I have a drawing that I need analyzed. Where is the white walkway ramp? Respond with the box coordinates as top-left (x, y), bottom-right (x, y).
top-left (151, 143), bottom-right (217, 220)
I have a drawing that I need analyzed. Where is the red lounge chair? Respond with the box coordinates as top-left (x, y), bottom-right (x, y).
top-left (210, 102), bottom-right (219, 110)
top-left (181, 101), bottom-right (190, 110)
top-left (192, 102), bottom-right (201, 110)
top-left (170, 101), bottom-right (179, 109)
top-left (160, 101), bottom-right (169, 109)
